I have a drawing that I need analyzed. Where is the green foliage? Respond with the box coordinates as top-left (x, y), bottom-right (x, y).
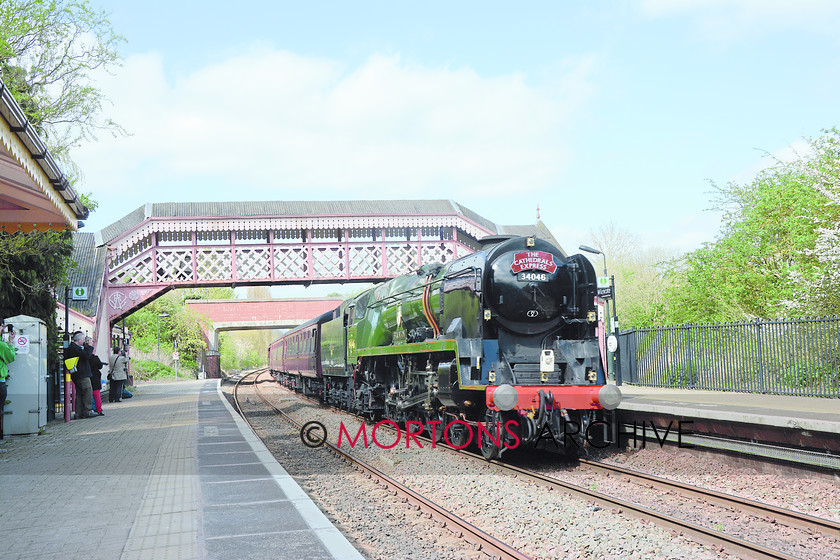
top-left (123, 290), bottom-right (212, 368)
top-left (77, 192), bottom-right (98, 212)
top-left (214, 286), bottom-right (280, 371)
top-left (219, 330), bottom-right (275, 371)
top-left (0, 230), bottom-right (74, 373)
top-left (661, 132), bottom-right (840, 323)
top-left (132, 359), bottom-right (177, 380)
top-left (0, 0), bottom-right (125, 164)
top-left (181, 286), bottom-right (235, 300)
top-left (581, 224), bottom-right (676, 328)
top-left (786, 129), bottom-right (840, 315)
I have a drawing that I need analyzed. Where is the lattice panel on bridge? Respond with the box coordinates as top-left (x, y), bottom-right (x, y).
top-left (421, 243), bottom-right (455, 265)
top-left (196, 249), bottom-right (232, 281)
top-left (387, 245), bottom-right (418, 276)
top-left (349, 246), bottom-right (382, 276)
top-left (274, 247), bottom-right (308, 279)
top-left (235, 248), bottom-right (272, 279)
top-left (312, 245), bottom-right (345, 278)
top-left (109, 255), bottom-right (154, 284)
top-left (157, 249), bottom-right (194, 282)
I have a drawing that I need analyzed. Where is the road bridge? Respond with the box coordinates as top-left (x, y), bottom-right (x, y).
top-left (185, 298), bottom-right (342, 350)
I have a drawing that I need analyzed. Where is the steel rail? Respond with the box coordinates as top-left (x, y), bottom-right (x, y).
top-left (579, 458), bottom-right (840, 540)
top-left (264, 376), bottom-right (813, 560)
top-left (239, 370), bottom-right (533, 560)
top-left (479, 458), bottom-right (809, 560)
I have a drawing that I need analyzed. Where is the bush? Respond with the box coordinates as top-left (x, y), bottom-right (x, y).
top-left (133, 360), bottom-right (179, 380)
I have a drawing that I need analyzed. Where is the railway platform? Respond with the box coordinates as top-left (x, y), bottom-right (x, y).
top-left (615, 385), bottom-right (840, 465)
top-left (0, 379), bottom-right (364, 560)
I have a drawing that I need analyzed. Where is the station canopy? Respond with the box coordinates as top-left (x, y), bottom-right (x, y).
top-left (0, 78), bottom-right (88, 233)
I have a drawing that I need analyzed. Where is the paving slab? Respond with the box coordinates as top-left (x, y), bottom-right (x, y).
top-left (0, 379), bottom-right (364, 560)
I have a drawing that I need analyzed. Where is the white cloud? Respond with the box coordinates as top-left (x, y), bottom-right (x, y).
top-left (640, 0), bottom-right (840, 41)
top-left (74, 47), bottom-right (599, 230)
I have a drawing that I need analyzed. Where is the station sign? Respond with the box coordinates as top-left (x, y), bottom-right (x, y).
top-left (71, 286), bottom-right (88, 301)
top-left (597, 277), bottom-right (613, 299)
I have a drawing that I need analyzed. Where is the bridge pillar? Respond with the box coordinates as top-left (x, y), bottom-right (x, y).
top-left (209, 328), bottom-right (220, 352)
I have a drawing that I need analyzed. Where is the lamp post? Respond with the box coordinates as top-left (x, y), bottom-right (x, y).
top-left (578, 245), bottom-right (618, 382)
top-left (156, 313), bottom-right (169, 367)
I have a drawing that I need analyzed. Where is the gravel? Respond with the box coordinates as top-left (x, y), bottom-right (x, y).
top-left (600, 446), bottom-right (840, 522)
top-left (523, 449), bottom-right (840, 560)
top-left (246, 378), bottom-right (737, 560)
top-left (227, 378), bottom-right (490, 560)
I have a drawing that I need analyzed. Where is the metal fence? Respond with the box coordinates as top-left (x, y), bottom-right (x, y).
top-left (618, 317), bottom-right (840, 397)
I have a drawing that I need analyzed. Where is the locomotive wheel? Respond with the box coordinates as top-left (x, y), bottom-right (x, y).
top-left (427, 411), bottom-right (445, 443)
top-left (479, 411), bottom-right (500, 460)
top-left (447, 420), bottom-right (470, 448)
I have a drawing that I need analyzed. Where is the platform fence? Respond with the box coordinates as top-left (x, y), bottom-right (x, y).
top-left (618, 316), bottom-right (840, 397)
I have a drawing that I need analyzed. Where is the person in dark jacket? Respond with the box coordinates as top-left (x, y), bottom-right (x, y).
top-left (84, 336), bottom-right (104, 416)
top-left (64, 331), bottom-right (96, 419)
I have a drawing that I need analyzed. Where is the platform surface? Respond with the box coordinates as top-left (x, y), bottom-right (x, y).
top-left (617, 384), bottom-right (840, 433)
top-left (0, 379), bottom-right (364, 560)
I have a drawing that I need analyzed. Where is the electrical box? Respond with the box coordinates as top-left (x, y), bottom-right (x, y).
top-left (4, 315), bottom-right (48, 435)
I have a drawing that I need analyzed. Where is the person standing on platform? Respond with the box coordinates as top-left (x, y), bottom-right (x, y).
top-left (0, 320), bottom-right (17, 438)
top-left (85, 336), bottom-right (104, 416)
top-left (108, 348), bottom-right (128, 403)
top-left (64, 331), bottom-right (95, 419)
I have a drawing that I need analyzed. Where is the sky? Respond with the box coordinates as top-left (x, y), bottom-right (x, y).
top-left (73, 0), bottom-right (840, 264)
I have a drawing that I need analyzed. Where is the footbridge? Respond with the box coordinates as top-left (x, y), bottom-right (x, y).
top-left (66, 200), bottom-right (557, 357)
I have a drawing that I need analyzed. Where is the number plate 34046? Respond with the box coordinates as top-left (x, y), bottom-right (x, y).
top-left (517, 272), bottom-right (549, 282)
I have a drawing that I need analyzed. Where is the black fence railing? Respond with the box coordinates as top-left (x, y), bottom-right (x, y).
top-left (618, 317), bottom-right (840, 397)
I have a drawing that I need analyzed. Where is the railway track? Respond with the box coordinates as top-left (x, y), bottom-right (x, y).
top-left (233, 369), bottom-right (532, 560)
top-left (577, 458), bottom-right (840, 540)
top-left (474, 459), bottom-right (829, 560)
top-left (255, 371), bottom-right (840, 560)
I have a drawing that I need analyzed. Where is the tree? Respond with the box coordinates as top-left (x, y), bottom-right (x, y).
top-left (782, 129), bottom-right (840, 315)
top-left (0, 0), bottom-right (125, 165)
top-left (662, 130), bottom-right (839, 322)
top-left (0, 230), bottom-right (74, 374)
top-left (219, 286), bottom-right (279, 370)
top-left (123, 290), bottom-right (215, 374)
top-left (581, 224), bottom-right (675, 328)
top-left (0, 1), bottom-right (122, 375)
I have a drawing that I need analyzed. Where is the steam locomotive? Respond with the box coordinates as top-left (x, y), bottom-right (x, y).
top-left (269, 235), bottom-right (621, 459)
